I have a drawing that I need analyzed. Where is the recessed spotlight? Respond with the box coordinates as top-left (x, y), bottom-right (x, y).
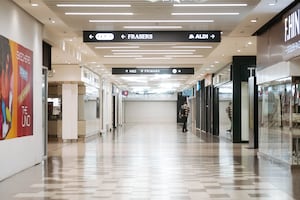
top-left (248, 41), bottom-right (253, 45)
top-left (237, 49), bottom-right (241, 52)
top-left (251, 19), bottom-right (257, 23)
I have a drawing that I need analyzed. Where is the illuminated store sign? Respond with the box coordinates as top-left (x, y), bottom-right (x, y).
top-left (83, 31), bottom-right (221, 43)
top-left (112, 67), bottom-right (194, 75)
top-left (284, 9), bottom-right (300, 42)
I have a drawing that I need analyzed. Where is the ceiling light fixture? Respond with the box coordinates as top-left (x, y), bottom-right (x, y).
top-left (172, 12), bottom-right (239, 16)
top-left (95, 46), bottom-right (140, 49)
top-left (104, 55), bottom-right (142, 58)
top-left (89, 19), bottom-right (214, 23)
top-left (172, 46), bottom-right (212, 49)
top-left (124, 25), bottom-right (182, 29)
top-left (65, 12), bottom-right (133, 16)
top-left (165, 55), bottom-right (203, 58)
top-left (57, 4), bottom-right (131, 8)
top-left (135, 57), bottom-right (172, 60)
top-left (173, 3), bottom-right (247, 7)
top-left (113, 52), bottom-right (194, 55)
top-left (112, 49), bottom-right (195, 52)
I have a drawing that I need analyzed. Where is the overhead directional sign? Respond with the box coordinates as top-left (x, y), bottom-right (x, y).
top-left (83, 31), bottom-right (221, 43)
top-left (112, 68), bottom-right (194, 75)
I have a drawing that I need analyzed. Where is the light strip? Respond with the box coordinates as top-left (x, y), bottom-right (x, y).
top-left (95, 46), bottom-right (140, 49)
top-left (124, 26), bottom-right (182, 29)
top-left (173, 3), bottom-right (247, 7)
top-left (66, 12), bottom-right (133, 16)
top-left (172, 13), bottom-right (239, 16)
top-left (57, 4), bottom-right (131, 7)
top-left (104, 55), bottom-right (142, 58)
top-left (112, 49), bottom-right (195, 52)
top-left (172, 46), bottom-right (212, 49)
top-left (166, 55), bottom-right (204, 58)
top-left (135, 57), bottom-right (172, 60)
top-left (113, 52), bottom-right (194, 55)
top-left (89, 19), bottom-right (214, 23)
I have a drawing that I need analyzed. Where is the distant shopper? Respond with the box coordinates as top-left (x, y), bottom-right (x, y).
top-left (180, 101), bottom-right (190, 132)
top-left (226, 101), bottom-right (232, 132)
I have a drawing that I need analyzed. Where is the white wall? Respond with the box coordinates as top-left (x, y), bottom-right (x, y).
top-left (124, 101), bottom-right (177, 123)
top-left (0, 0), bottom-right (43, 180)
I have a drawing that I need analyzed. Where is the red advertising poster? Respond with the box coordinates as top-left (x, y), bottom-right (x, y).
top-left (0, 35), bottom-right (33, 140)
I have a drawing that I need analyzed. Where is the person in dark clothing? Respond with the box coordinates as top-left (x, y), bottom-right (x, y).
top-left (180, 102), bottom-right (190, 132)
top-left (226, 101), bottom-right (232, 132)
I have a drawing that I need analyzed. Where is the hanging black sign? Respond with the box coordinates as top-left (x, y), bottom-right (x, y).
top-left (112, 68), bottom-right (194, 75)
top-left (83, 31), bottom-right (221, 43)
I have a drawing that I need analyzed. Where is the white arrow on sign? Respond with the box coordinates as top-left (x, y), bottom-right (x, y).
top-left (89, 34), bottom-right (94, 39)
top-left (210, 34), bottom-right (215, 39)
top-left (121, 34), bottom-right (126, 39)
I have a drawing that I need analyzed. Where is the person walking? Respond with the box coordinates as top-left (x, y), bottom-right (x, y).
top-left (180, 101), bottom-right (190, 132)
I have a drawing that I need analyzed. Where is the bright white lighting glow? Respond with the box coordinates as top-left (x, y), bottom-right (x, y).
top-left (165, 55), bottom-right (203, 58)
top-left (160, 83), bottom-right (180, 88)
top-left (172, 46), bottom-right (212, 49)
top-left (172, 12), bottom-right (239, 16)
top-left (31, 3), bottom-right (39, 7)
top-left (121, 77), bottom-right (148, 83)
top-left (104, 55), bottom-right (142, 58)
top-left (112, 49), bottom-right (195, 52)
top-left (174, 3), bottom-right (247, 7)
top-left (114, 52), bottom-right (194, 55)
top-left (89, 19), bottom-right (214, 23)
top-left (135, 57), bottom-right (172, 60)
top-left (95, 46), bottom-right (140, 49)
top-left (124, 26), bottom-right (182, 29)
top-left (57, 4), bottom-right (131, 7)
top-left (65, 12), bottom-right (133, 15)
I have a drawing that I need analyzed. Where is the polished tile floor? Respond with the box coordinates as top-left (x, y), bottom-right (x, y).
top-left (1, 123), bottom-right (300, 200)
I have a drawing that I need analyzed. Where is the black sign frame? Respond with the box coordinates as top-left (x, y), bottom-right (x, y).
top-left (83, 31), bottom-right (221, 43)
top-left (112, 68), bottom-right (194, 75)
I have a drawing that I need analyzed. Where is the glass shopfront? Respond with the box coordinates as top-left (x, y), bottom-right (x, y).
top-left (258, 77), bottom-right (300, 165)
top-left (218, 82), bottom-right (233, 140)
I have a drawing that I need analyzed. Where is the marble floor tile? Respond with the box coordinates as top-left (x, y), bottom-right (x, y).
top-left (0, 123), bottom-right (300, 200)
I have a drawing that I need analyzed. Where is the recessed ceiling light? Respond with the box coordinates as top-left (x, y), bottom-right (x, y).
top-left (65, 12), bottom-right (133, 16)
top-left (248, 41), bottom-right (253, 45)
top-left (89, 19), bottom-right (214, 23)
top-left (237, 49), bottom-right (241, 52)
top-left (124, 26), bottom-right (182, 29)
top-left (173, 3), bottom-right (247, 7)
top-left (104, 55), bottom-right (142, 58)
top-left (57, 4), bottom-right (131, 7)
top-left (250, 19), bottom-right (257, 23)
top-left (114, 52), bottom-right (194, 55)
top-left (95, 46), bottom-right (140, 49)
top-left (112, 49), bottom-right (195, 52)
top-left (31, 3), bottom-right (39, 7)
top-left (172, 13), bottom-right (239, 16)
top-left (165, 55), bottom-right (203, 58)
top-left (135, 57), bottom-right (172, 60)
top-left (172, 46), bottom-right (212, 49)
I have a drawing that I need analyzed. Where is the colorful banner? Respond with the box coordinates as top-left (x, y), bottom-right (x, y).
top-left (0, 35), bottom-right (33, 140)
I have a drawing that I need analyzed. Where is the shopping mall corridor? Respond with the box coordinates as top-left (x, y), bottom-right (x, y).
top-left (0, 123), bottom-right (300, 200)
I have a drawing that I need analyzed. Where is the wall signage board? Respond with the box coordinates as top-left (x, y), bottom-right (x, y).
top-left (283, 3), bottom-right (300, 60)
top-left (83, 31), bottom-right (221, 43)
top-left (112, 68), bottom-right (194, 75)
top-left (0, 35), bottom-right (33, 140)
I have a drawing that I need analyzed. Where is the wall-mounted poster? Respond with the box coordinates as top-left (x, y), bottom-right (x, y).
top-left (0, 35), bottom-right (33, 140)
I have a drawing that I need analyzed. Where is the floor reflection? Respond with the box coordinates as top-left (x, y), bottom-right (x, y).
top-left (0, 123), bottom-right (299, 200)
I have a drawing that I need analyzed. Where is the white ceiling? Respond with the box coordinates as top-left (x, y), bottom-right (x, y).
top-left (13, 0), bottom-right (294, 93)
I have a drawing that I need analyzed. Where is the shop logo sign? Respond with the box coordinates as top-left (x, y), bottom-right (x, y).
top-left (285, 9), bottom-right (300, 42)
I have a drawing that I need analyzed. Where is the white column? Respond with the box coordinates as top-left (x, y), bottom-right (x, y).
top-left (62, 84), bottom-right (78, 140)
